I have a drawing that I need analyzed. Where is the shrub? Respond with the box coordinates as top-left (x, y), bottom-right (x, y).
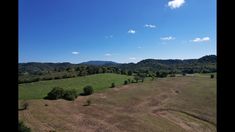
top-left (158, 72), bottom-right (168, 78)
top-left (124, 80), bottom-right (128, 85)
top-left (211, 74), bottom-right (214, 79)
top-left (45, 87), bottom-right (65, 100)
top-left (127, 71), bottom-right (132, 76)
top-left (111, 82), bottom-right (115, 88)
top-left (134, 76), bottom-right (140, 83)
top-left (19, 121), bottom-right (31, 132)
top-left (87, 100), bottom-right (91, 106)
top-left (170, 74), bottom-right (176, 77)
top-left (83, 85), bottom-right (94, 95)
top-left (45, 87), bottom-right (78, 101)
top-left (127, 79), bottom-right (131, 83)
top-left (182, 73), bottom-right (186, 76)
top-left (63, 89), bottom-right (77, 101)
top-left (22, 102), bottom-right (29, 110)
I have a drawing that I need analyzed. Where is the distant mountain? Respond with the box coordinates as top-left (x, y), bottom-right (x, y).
top-left (118, 55), bottom-right (216, 72)
top-left (80, 61), bottom-right (119, 66)
top-left (19, 55), bottom-right (216, 75)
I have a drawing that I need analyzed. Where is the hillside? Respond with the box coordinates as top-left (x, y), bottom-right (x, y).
top-left (19, 73), bottom-right (133, 100)
top-left (119, 55), bottom-right (216, 73)
top-left (19, 74), bottom-right (216, 132)
top-left (80, 61), bottom-right (119, 66)
top-left (19, 55), bottom-right (216, 74)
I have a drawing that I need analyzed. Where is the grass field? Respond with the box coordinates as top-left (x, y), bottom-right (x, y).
top-left (19, 74), bottom-right (216, 132)
top-left (19, 73), bottom-right (133, 100)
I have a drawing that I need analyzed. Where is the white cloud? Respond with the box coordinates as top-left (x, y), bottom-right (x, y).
top-left (168, 0), bottom-right (185, 9)
top-left (72, 51), bottom-right (79, 55)
top-left (105, 35), bottom-right (113, 39)
top-left (137, 46), bottom-right (142, 49)
top-left (105, 53), bottom-right (111, 56)
top-left (160, 36), bottom-right (175, 40)
top-left (144, 24), bottom-right (156, 28)
top-left (128, 29), bottom-right (136, 34)
top-left (192, 37), bottom-right (210, 42)
top-left (129, 57), bottom-right (136, 60)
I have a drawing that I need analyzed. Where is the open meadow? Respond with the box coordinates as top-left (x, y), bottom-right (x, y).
top-left (19, 73), bottom-right (216, 132)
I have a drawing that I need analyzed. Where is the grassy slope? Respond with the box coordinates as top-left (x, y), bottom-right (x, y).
top-left (19, 73), bottom-right (133, 100)
top-left (19, 74), bottom-right (216, 132)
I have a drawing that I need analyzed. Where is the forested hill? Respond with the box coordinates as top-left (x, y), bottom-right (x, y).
top-left (119, 55), bottom-right (216, 72)
top-left (19, 55), bottom-right (216, 75)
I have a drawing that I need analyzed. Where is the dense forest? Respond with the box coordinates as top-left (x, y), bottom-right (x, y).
top-left (18, 55), bottom-right (216, 83)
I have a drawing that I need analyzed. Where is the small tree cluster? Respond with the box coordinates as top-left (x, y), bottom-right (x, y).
top-left (111, 82), bottom-right (115, 88)
top-left (83, 85), bottom-right (94, 95)
top-left (22, 102), bottom-right (29, 110)
top-left (169, 74), bottom-right (176, 77)
top-left (124, 80), bottom-right (128, 85)
top-left (210, 74), bottom-right (214, 79)
top-left (45, 87), bottom-right (78, 101)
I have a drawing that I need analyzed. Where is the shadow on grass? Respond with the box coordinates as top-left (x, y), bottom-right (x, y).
top-left (43, 96), bottom-right (56, 100)
top-left (18, 108), bottom-right (26, 111)
top-left (79, 93), bottom-right (91, 96)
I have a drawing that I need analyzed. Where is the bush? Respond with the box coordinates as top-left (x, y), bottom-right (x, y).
top-left (124, 80), bottom-right (128, 85)
top-left (45, 87), bottom-right (78, 101)
top-left (45, 87), bottom-right (65, 100)
top-left (87, 100), bottom-right (91, 105)
top-left (182, 73), bottom-right (186, 76)
top-left (211, 74), bottom-right (214, 79)
top-left (127, 79), bottom-right (131, 83)
top-left (134, 76), bottom-right (140, 83)
top-left (111, 82), bottom-right (115, 88)
top-left (19, 121), bottom-right (31, 132)
top-left (158, 72), bottom-right (168, 78)
top-left (170, 74), bottom-right (176, 77)
top-left (127, 71), bottom-right (132, 76)
top-left (63, 89), bottom-right (77, 101)
top-left (83, 85), bottom-right (94, 95)
top-left (22, 102), bottom-right (29, 110)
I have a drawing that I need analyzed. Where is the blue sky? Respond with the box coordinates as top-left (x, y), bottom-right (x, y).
top-left (19, 0), bottom-right (216, 63)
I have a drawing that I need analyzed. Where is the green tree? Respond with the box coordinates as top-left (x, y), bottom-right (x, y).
top-left (111, 82), bottom-right (115, 88)
top-left (46, 87), bottom-right (65, 100)
top-left (124, 80), bottom-right (128, 85)
top-left (83, 85), bottom-right (94, 95)
top-left (210, 74), bottom-right (214, 79)
top-left (128, 70), bottom-right (132, 76)
top-left (134, 76), bottom-right (140, 83)
top-left (63, 89), bottom-right (77, 101)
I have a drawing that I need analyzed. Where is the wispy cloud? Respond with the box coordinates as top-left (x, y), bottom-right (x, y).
top-left (72, 51), bottom-right (79, 55)
top-left (144, 24), bottom-right (156, 28)
top-left (168, 0), bottom-right (185, 9)
top-left (105, 53), bottom-right (111, 56)
top-left (137, 46), bottom-right (142, 49)
top-left (105, 35), bottom-right (113, 39)
top-left (128, 29), bottom-right (136, 34)
top-left (192, 37), bottom-right (210, 42)
top-left (144, 24), bottom-right (156, 29)
top-left (160, 36), bottom-right (175, 40)
top-left (129, 57), bottom-right (136, 60)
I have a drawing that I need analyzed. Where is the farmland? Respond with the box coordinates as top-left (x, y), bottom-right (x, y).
top-left (19, 73), bottom-right (216, 132)
top-left (19, 73), bottom-right (133, 100)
